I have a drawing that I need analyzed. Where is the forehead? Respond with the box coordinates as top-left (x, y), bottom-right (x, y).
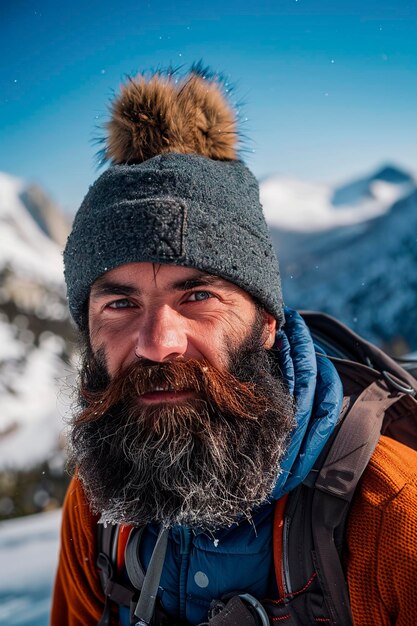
top-left (90, 262), bottom-right (248, 297)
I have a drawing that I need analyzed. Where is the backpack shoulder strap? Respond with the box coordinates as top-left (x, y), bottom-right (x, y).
top-left (311, 376), bottom-right (404, 625)
top-left (272, 367), bottom-right (412, 626)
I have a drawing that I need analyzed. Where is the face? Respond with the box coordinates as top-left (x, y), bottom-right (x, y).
top-left (88, 262), bottom-right (277, 379)
top-left (71, 262), bottom-right (294, 530)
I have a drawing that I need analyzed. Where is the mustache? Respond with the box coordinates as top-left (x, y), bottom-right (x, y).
top-left (77, 357), bottom-right (270, 425)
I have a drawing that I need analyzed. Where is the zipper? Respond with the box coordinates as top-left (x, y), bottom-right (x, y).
top-left (178, 526), bottom-right (192, 620)
top-left (282, 515), bottom-right (293, 597)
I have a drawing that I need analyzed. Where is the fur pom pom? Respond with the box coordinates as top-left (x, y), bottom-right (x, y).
top-left (104, 66), bottom-right (238, 164)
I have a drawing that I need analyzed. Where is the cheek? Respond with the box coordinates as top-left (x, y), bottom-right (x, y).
top-left (188, 322), bottom-right (241, 371)
top-left (195, 338), bottom-right (228, 369)
top-left (89, 319), bottom-right (137, 376)
top-left (104, 343), bottom-right (133, 378)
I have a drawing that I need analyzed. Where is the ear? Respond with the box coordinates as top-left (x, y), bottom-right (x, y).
top-left (261, 310), bottom-right (277, 349)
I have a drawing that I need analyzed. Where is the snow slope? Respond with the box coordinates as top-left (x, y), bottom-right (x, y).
top-left (261, 165), bottom-right (417, 352)
top-left (283, 188), bottom-right (417, 350)
top-left (0, 325), bottom-right (70, 469)
top-left (0, 510), bottom-right (61, 626)
top-left (0, 172), bottom-right (74, 472)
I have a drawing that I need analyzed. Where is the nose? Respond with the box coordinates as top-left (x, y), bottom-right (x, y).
top-left (134, 305), bottom-right (188, 363)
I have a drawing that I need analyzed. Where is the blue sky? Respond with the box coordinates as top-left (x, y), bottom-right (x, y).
top-left (2, 0), bottom-right (417, 213)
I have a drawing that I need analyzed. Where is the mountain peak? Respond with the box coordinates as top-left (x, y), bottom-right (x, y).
top-left (0, 171), bottom-right (65, 285)
top-left (370, 164), bottom-right (413, 184)
top-left (330, 162), bottom-right (414, 209)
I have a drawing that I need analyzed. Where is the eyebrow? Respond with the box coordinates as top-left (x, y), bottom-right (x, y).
top-left (90, 272), bottom-right (234, 299)
top-left (169, 273), bottom-right (227, 291)
top-left (90, 281), bottom-right (139, 298)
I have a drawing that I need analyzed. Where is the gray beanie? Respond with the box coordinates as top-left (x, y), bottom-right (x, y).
top-left (64, 67), bottom-right (283, 327)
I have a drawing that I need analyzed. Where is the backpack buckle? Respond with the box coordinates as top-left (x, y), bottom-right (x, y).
top-left (382, 371), bottom-right (416, 396)
top-left (238, 594), bottom-right (270, 626)
top-left (208, 593), bottom-right (269, 626)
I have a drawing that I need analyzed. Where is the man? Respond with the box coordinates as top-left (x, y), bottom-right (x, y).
top-left (52, 67), bottom-right (417, 626)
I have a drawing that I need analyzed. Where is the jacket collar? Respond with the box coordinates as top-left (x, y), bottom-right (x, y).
top-left (270, 308), bottom-right (343, 500)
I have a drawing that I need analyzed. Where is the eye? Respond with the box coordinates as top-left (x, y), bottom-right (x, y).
top-left (187, 290), bottom-right (213, 302)
top-left (107, 298), bottom-right (134, 309)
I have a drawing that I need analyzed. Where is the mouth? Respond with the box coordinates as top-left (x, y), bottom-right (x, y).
top-left (139, 387), bottom-right (196, 404)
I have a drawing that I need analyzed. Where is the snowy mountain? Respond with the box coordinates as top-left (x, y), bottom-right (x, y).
top-left (260, 164), bottom-right (417, 353)
top-left (0, 173), bottom-right (67, 285)
top-left (261, 164), bottom-right (414, 234)
top-left (0, 173), bottom-right (74, 488)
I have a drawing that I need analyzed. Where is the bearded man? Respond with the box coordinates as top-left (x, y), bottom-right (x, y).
top-left (52, 67), bottom-right (417, 626)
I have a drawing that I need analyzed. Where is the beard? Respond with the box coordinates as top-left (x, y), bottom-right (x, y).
top-left (69, 316), bottom-right (296, 530)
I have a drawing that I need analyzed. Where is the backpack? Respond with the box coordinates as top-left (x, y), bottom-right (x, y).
top-left (96, 311), bottom-right (417, 626)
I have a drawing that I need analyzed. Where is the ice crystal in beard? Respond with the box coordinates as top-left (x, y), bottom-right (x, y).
top-left (70, 320), bottom-right (296, 530)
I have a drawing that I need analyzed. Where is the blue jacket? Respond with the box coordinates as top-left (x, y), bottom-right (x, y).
top-left (120, 310), bottom-right (343, 625)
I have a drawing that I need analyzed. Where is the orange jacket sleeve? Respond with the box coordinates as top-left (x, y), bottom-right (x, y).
top-left (51, 477), bottom-right (118, 626)
top-left (346, 436), bottom-right (417, 626)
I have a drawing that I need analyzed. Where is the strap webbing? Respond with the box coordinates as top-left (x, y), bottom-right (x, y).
top-left (132, 526), bottom-right (169, 625)
top-left (97, 524), bottom-right (119, 626)
top-left (124, 526), bottom-right (146, 590)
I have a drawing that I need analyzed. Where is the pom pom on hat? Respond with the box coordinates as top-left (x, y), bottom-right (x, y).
top-left (104, 65), bottom-right (238, 165)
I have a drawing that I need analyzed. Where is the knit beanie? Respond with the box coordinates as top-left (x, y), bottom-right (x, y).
top-left (64, 67), bottom-right (283, 327)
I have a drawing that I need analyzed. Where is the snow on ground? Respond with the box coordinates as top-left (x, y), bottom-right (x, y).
top-left (0, 509), bottom-right (61, 626)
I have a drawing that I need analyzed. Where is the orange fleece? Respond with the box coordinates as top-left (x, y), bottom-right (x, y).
top-left (51, 436), bottom-right (417, 625)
